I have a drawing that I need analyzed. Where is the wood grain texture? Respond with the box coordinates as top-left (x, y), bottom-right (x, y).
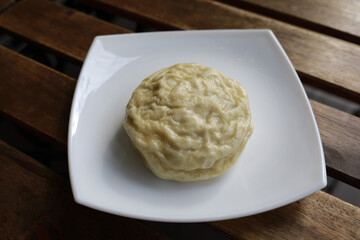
top-left (0, 0), bottom-right (359, 238)
top-left (220, 0), bottom-right (360, 44)
top-left (77, 0), bottom-right (360, 102)
top-left (1, 139), bottom-right (359, 239)
top-left (1, 45), bottom-right (360, 189)
top-left (0, 0), bottom-right (14, 12)
top-left (0, 0), bottom-right (129, 63)
top-left (0, 46), bottom-right (74, 147)
top-left (310, 100), bottom-right (360, 189)
top-left (210, 191), bottom-right (360, 239)
top-left (0, 140), bottom-right (170, 240)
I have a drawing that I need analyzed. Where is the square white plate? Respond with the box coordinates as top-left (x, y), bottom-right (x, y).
top-left (68, 29), bottom-right (326, 222)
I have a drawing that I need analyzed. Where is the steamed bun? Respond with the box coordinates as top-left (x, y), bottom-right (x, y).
top-left (124, 63), bottom-right (253, 182)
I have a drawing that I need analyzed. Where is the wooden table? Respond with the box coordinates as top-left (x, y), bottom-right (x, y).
top-left (0, 0), bottom-right (359, 239)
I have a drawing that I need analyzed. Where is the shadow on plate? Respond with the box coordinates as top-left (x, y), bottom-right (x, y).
top-left (102, 124), bottom-right (226, 206)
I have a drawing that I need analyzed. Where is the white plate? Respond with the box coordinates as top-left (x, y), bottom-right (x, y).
top-left (68, 30), bottom-right (326, 222)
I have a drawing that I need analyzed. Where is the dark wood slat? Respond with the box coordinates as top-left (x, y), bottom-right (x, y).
top-left (311, 100), bottom-right (360, 189)
top-left (1, 44), bottom-right (360, 190)
top-left (220, 0), bottom-right (360, 44)
top-left (0, 0), bottom-right (358, 238)
top-left (0, 0), bottom-right (129, 63)
top-left (0, 140), bottom-right (170, 239)
top-left (210, 191), bottom-right (360, 239)
top-left (0, 46), bottom-right (73, 147)
top-left (0, 0), bottom-right (14, 12)
top-left (77, 0), bottom-right (360, 102)
top-left (1, 139), bottom-right (359, 239)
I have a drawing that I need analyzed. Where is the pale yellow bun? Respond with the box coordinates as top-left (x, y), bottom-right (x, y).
top-left (124, 63), bottom-right (253, 182)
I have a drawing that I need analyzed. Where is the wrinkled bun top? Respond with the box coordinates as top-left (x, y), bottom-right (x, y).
top-left (124, 63), bottom-right (253, 182)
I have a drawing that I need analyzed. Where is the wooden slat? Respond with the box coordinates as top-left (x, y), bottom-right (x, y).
top-left (311, 100), bottom-right (360, 189)
top-left (220, 0), bottom-right (360, 44)
top-left (210, 191), bottom-right (360, 239)
top-left (0, 140), bottom-right (170, 239)
top-left (1, 44), bottom-right (360, 191)
top-left (0, 0), bottom-right (14, 12)
top-left (0, 0), bottom-right (129, 63)
top-left (0, 0), bottom-right (358, 238)
top-left (0, 46), bottom-right (73, 147)
top-left (1, 139), bottom-right (359, 239)
top-left (77, 0), bottom-right (360, 102)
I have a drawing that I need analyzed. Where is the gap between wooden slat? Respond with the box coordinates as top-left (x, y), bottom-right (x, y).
top-left (72, 0), bottom-right (360, 103)
top-left (0, 0), bottom-right (14, 13)
top-left (0, 0), bottom-right (130, 64)
top-left (0, 139), bottom-right (170, 239)
top-left (209, 190), bottom-right (360, 239)
top-left (218, 0), bottom-right (360, 45)
top-left (1, 136), bottom-right (359, 239)
top-left (0, 0), bottom-right (359, 102)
